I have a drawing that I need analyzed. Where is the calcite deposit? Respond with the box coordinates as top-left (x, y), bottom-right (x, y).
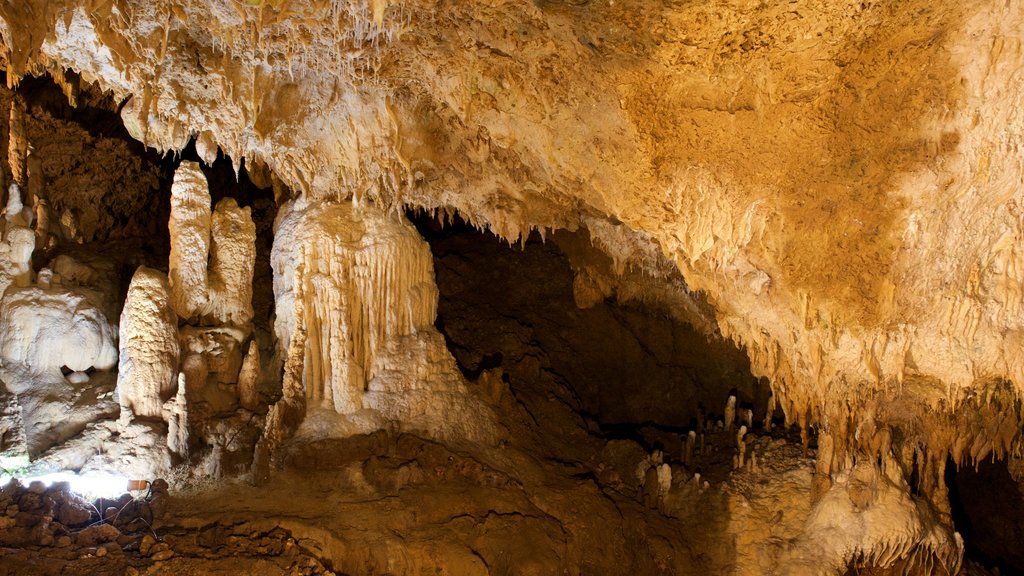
top-left (117, 266), bottom-right (180, 421)
top-left (170, 161), bottom-right (256, 327)
top-left (0, 0), bottom-right (1021, 574)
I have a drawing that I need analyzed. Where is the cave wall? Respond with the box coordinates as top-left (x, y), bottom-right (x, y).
top-left (0, 1), bottom-right (1021, 572)
top-left (1, 2), bottom-right (1021, 459)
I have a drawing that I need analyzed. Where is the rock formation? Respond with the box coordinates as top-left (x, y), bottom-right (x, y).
top-left (0, 385), bottom-right (27, 468)
top-left (0, 285), bottom-right (117, 375)
top-left (0, 0), bottom-right (1021, 573)
top-left (169, 161), bottom-right (256, 327)
top-left (270, 198), bottom-right (496, 444)
top-left (237, 341), bottom-right (260, 412)
top-left (271, 198), bottom-right (438, 414)
top-left (116, 267), bottom-right (179, 421)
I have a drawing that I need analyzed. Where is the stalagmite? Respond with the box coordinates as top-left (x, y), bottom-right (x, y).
top-left (254, 264), bottom-right (309, 485)
top-left (0, 385), bottom-right (27, 467)
top-left (737, 425), bottom-right (748, 469)
top-left (169, 162), bottom-right (256, 326)
top-left (0, 2), bottom-right (1021, 573)
top-left (643, 464), bottom-right (659, 508)
top-left (32, 198), bottom-right (49, 251)
top-left (238, 340), bottom-right (261, 411)
top-left (117, 267), bottom-right (180, 421)
top-left (165, 374), bottom-right (189, 460)
top-left (4, 184), bottom-right (30, 228)
top-left (207, 198), bottom-right (256, 326)
top-left (0, 183), bottom-right (36, 301)
top-left (168, 162), bottom-right (210, 321)
top-left (685, 430), bottom-right (696, 467)
top-left (7, 100), bottom-right (26, 188)
top-left (724, 395), bottom-right (736, 431)
top-left (657, 463), bottom-right (672, 497)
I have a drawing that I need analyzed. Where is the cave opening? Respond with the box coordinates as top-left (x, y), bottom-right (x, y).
top-left (946, 455), bottom-right (1024, 574)
top-left (410, 211), bottom-right (770, 458)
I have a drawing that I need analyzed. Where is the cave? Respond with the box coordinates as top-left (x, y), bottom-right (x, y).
top-left (1, 2), bottom-right (1024, 575)
top-left (413, 212), bottom-right (770, 447)
top-left (947, 456), bottom-right (1024, 574)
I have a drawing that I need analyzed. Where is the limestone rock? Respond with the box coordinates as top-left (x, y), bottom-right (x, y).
top-left (169, 161), bottom-right (255, 326)
top-left (0, 222), bottom-right (34, 297)
top-left (165, 374), bottom-right (188, 459)
top-left (237, 340), bottom-right (261, 411)
top-left (208, 197), bottom-right (256, 326)
top-left (117, 267), bottom-right (180, 420)
top-left (168, 162), bottom-right (211, 320)
top-left (0, 383), bottom-right (27, 468)
top-left (180, 326), bottom-right (247, 385)
top-left (272, 199), bottom-right (438, 414)
top-left (0, 286), bottom-right (117, 373)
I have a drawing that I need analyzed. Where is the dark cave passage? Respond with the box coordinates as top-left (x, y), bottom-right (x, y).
top-left (411, 212), bottom-right (768, 451)
top-left (946, 455), bottom-right (1024, 574)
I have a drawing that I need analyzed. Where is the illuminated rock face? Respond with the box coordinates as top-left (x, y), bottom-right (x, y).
top-left (117, 266), bottom-right (179, 421)
top-left (0, 1), bottom-right (1022, 573)
top-left (169, 161), bottom-right (256, 327)
top-left (3, 0), bottom-right (1021, 446)
top-left (272, 199), bottom-right (437, 413)
top-left (270, 198), bottom-right (495, 442)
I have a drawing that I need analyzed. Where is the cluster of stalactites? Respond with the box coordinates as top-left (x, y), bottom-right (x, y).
top-left (780, 376), bottom-right (1024, 518)
top-left (271, 198), bottom-right (438, 414)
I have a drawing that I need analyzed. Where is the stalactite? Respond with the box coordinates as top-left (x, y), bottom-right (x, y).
top-left (7, 99), bottom-right (26, 190)
top-left (272, 199), bottom-right (438, 413)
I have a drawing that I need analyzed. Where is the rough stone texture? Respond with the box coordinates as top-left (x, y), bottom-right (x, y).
top-left (208, 197), bottom-right (256, 326)
top-left (168, 161), bottom-right (212, 322)
top-left (0, 208), bottom-right (35, 296)
top-left (179, 326), bottom-right (247, 386)
top-left (21, 95), bottom-right (162, 244)
top-left (2, 1), bottom-right (1021, 459)
top-left (272, 198), bottom-right (437, 414)
top-left (117, 266), bottom-right (180, 421)
top-left (272, 198), bottom-right (495, 443)
top-left (165, 374), bottom-right (189, 460)
top-left (237, 340), bottom-right (260, 411)
top-left (0, 286), bottom-right (117, 374)
top-left (0, 382), bottom-right (27, 467)
top-left (169, 161), bottom-right (256, 327)
top-left (0, 253), bottom-right (121, 456)
top-left (0, 1), bottom-right (1022, 573)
